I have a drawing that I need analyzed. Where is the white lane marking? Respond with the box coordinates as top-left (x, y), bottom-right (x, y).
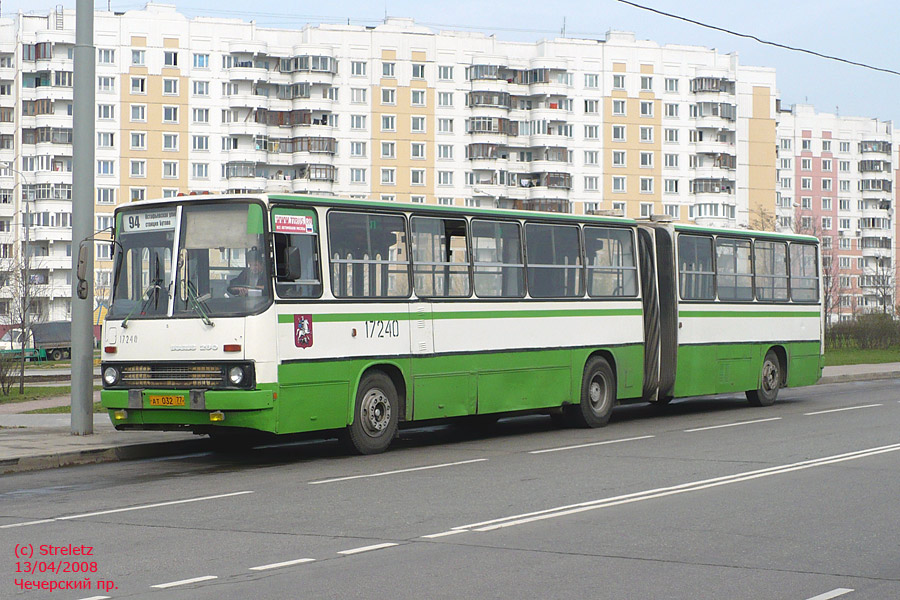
top-left (529, 435), bottom-right (654, 454)
top-left (249, 558), bottom-right (315, 571)
top-left (0, 491), bottom-right (254, 529)
top-left (421, 530), bottom-right (466, 539)
top-left (805, 588), bottom-right (854, 600)
top-left (448, 443), bottom-right (900, 533)
top-left (309, 459), bottom-right (487, 485)
top-left (805, 404), bottom-right (882, 416)
top-left (684, 417), bottom-right (782, 432)
top-left (151, 575), bottom-right (217, 589)
top-left (337, 543), bottom-right (399, 555)
top-left (77, 596), bottom-right (111, 600)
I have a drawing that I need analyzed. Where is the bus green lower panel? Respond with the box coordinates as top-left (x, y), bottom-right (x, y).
top-left (673, 342), bottom-right (822, 398)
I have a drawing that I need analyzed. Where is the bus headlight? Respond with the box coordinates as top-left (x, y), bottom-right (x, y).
top-left (103, 366), bottom-right (120, 386)
top-left (228, 366), bottom-right (245, 386)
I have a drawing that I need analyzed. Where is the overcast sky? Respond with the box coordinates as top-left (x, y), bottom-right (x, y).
top-left (4, 0), bottom-right (899, 125)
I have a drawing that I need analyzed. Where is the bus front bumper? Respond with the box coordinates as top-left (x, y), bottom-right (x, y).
top-left (101, 388), bottom-right (276, 432)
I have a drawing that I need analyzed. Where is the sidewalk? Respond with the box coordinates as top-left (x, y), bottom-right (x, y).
top-left (1, 363), bottom-right (898, 475)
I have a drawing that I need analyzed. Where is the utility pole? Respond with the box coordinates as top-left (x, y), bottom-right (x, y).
top-left (71, 0), bottom-right (95, 435)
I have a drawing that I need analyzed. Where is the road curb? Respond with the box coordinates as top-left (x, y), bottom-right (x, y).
top-left (817, 371), bottom-right (900, 385)
top-left (0, 439), bottom-right (208, 475)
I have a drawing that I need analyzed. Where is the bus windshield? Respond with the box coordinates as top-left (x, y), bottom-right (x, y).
top-left (108, 201), bottom-right (271, 320)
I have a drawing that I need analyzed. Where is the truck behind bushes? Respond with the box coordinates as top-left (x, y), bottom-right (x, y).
top-left (0, 321), bottom-right (72, 361)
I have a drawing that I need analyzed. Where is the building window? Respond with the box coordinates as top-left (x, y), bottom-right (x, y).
top-left (381, 115), bottom-right (396, 132)
top-left (612, 150), bottom-right (626, 167)
top-left (664, 179), bottom-right (679, 194)
top-left (351, 88), bottom-right (367, 104)
top-left (192, 135), bottom-right (208, 151)
top-left (584, 176), bottom-right (599, 191)
top-left (802, 139), bottom-right (811, 150)
top-left (381, 167), bottom-right (396, 185)
top-left (665, 77), bottom-right (678, 92)
top-left (640, 126), bottom-right (653, 142)
top-left (640, 202), bottom-right (653, 217)
top-left (801, 177), bottom-right (812, 190)
top-left (163, 106), bottom-right (179, 123)
top-left (162, 161), bottom-right (178, 178)
top-left (438, 118), bottom-right (453, 133)
top-left (822, 140), bottom-right (831, 152)
top-left (411, 115), bottom-right (426, 132)
top-left (664, 128), bottom-right (678, 143)
top-left (351, 114), bottom-right (367, 130)
top-left (411, 89), bottom-right (426, 106)
top-left (164, 51), bottom-right (178, 67)
top-left (438, 171), bottom-right (453, 186)
top-left (640, 101), bottom-right (654, 117)
top-left (438, 144), bottom-right (453, 159)
top-left (665, 103), bottom-right (679, 117)
top-left (351, 61), bottom-right (366, 76)
top-left (411, 142), bottom-right (426, 159)
top-left (193, 53), bottom-right (208, 68)
top-left (381, 88), bottom-right (396, 105)
top-left (192, 81), bottom-right (209, 96)
top-left (350, 141), bottom-right (366, 157)
top-left (130, 187), bottom-right (145, 202)
top-left (350, 168), bottom-right (367, 183)
top-left (438, 65), bottom-right (453, 80)
top-left (613, 74), bottom-right (625, 89)
top-left (640, 177), bottom-right (654, 193)
top-left (192, 108), bottom-right (209, 123)
top-left (163, 78), bottom-right (178, 95)
top-left (97, 160), bottom-right (114, 175)
top-left (130, 104), bottom-right (146, 122)
top-left (97, 49), bottom-right (115, 64)
top-left (381, 141), bottom-right (396, 159)
top-left (640, 152), bottom-right (653, 168)
top-left (612, 176), bottom-right (626, 192)
top-left (411, 169), bottom-right (425, 185)
top-left (801, 158), bottom-right (812, 170)
top-left (585, 73), bottom-right (599, 88)
top-left (612, 125), bottom-right (625, 141)
top-left (130, 159), bottom-right (145, 177)
top-left (612, 99), bottom-right (626, 116)
top-left (412, 63), bottom-right (425, 79)
top-left (130, 132), bottom-right (146, 150)
top-left (97, 132), bottom-right (115, 148)
top-left (96, 188), bottom-right (116, 204)
top-left (191, 163), bottom-right (208, 178)
top-left (640, 75), bottom-right (653, 91)
top-left (584, 150), bottom-right (599, 165)
top-left (382, 62), bottom-right (395, 77)
top-left (584, 125), bottom-right (599, 139)
top-left (438, 92), bottom-right (453, 107)
top-left (97, 104), bottom-right (114, 119)
top-left (131, 49), bottom-right (145, 66)
top-left (664, 153), bottom-right (678, 168)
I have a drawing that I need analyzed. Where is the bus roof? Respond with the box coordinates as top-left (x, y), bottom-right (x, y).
top-left (119, 193), bottom-right (639, 226)
top-left (673, 222), bottom-right (819, 243)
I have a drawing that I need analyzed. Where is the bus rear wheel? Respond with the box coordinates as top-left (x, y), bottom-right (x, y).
top-left (568, 357), bottom-right (616, 428)
top-left (746, 350), bottom-right (781, 407)
top-left (346, 371), bottom-right (399, 455)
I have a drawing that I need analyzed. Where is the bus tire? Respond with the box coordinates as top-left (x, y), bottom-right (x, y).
top-left (572, 357), bottom-right (616, 428)
top-left (346, 371), bottom-right (399, 455)
top-left (746, 350), bottom-right (781, 407)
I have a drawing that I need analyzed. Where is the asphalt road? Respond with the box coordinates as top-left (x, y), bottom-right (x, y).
top-left (2, 379), bottom-right (899, 600)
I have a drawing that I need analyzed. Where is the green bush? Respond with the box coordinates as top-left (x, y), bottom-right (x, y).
top-left (827, 313), bottom-right (900, 350)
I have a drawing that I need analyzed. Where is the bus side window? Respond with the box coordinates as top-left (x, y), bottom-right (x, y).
top-left (715, 237), bottom-right (752, 301)
top-left (584, 227), bottom-right (637, 297)
top-left (790, 243), bottom-right (819, 302)
top-left (678, 234), bottom-right (715, 300)
top-left (525, 222), bottom-right (583, 298)
top-left (471, 219), bottom-right (524, 298)
top-left (328, 211), bottom-right (410, 298)
top-left (411, 216), bottom-right (470, 297)
top-left (754, 240), bottom-right (788, 302)
top-left (274, 231), bottom-right (322, 298)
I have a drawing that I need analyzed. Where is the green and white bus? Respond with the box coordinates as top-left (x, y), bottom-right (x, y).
top-left (100, 194), bottom-right (824, 454)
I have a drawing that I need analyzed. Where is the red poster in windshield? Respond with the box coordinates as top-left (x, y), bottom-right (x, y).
top-left (294, 314), bottom-right (313, 348)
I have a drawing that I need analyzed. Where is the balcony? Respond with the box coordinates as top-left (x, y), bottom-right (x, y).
top-left (690, 77), bottom-right (735, 94)
top-left (511, 198), bottom-right (571, 213)
top-left (226, 120), bottom-right (268, 137)
top-left (228, 40), bottom-right (269, 55)
top-left (860, 140), bottom-right (891, 154)
top-left (225, 65), bottom-right (269, 82)
top-left (228, 93), bottom-right (268, 110)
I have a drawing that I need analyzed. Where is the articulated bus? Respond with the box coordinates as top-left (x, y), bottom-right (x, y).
top-left (100, 194), bottom-right (823, 454)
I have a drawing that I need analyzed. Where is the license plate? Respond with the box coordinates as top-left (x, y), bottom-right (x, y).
top-left (148, 395), bottom-right (186, 407)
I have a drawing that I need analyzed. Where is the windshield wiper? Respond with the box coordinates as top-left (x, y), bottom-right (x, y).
top-left (184, 280), bottom-right (214, 327)
top-left (121, 278), bottom-right (165, 329)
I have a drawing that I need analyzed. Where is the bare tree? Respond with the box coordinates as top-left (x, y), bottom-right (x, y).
top-left (749, 204), bottom-right (776, 232)
top-left (793, 217), bottom-right (844, 327)
top-left (0, 247), bottom-right (45, 394)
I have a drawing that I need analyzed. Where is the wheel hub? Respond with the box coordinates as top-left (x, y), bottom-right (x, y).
top-left (361, 389), bottom-right (391, 435)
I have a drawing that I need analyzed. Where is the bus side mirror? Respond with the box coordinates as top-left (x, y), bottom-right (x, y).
top-left (285, 247), bottom-right (302, 280)
top-left (75, 241), bottom-right (89, 299)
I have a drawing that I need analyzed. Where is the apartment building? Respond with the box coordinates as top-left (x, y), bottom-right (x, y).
top-left (776, 104), bottom-right (896, 320)
top-left (0, 4), bottom-right (795, 323)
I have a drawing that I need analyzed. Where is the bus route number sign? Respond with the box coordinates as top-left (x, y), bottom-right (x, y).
top-left (365, 320), bottom-right (400, 339)
top-left (122, 210), bottom-right (177, 233)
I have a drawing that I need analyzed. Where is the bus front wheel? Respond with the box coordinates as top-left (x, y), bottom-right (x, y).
top-left (569, 357), bottom-right (616, 428)
top-left (746, 350), bottom-right (781, 407)
top-left (346, 371), bottom-right (399, 455)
